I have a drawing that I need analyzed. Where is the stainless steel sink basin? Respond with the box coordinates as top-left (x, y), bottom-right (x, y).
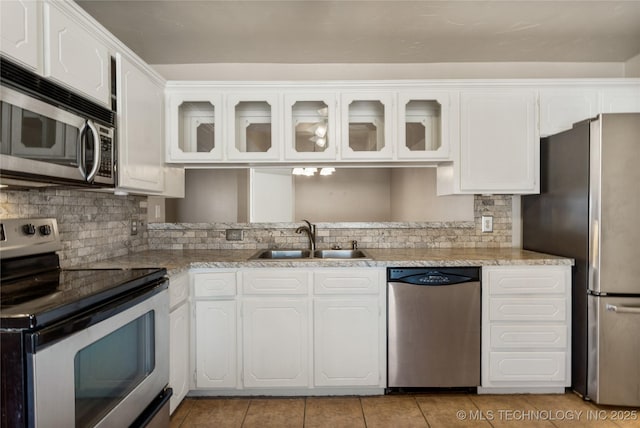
top-left (250, 249), bottom-right (311, 259)
top-left (313, 249), bottom-right (371, 259)
top-left (249, 248), bottom-right (371, 260)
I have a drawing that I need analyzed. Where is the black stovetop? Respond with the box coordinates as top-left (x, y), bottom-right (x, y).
top-left (0, 254), bottom-right (166, 330)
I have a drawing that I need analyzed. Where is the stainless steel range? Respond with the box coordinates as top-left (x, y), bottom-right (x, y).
top-left (0, 218), bottom-right (171, 427)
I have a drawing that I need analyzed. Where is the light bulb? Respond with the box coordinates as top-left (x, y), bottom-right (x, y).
top-left (292, 168), bottom-right (305, 175)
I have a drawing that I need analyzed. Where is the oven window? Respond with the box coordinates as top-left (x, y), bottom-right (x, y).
top-left (74, 310), bottom-right (155, 427)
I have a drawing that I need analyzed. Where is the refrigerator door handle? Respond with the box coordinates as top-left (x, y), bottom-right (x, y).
top-left (606, 304), bottom-right (640, 314)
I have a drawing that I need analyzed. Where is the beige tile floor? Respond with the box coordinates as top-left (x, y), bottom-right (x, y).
top-left (170, 393), bottom-right (640, 428)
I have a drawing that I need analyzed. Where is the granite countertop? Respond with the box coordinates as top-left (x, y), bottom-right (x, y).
top-left (81, 248), bottom-right (572, 276)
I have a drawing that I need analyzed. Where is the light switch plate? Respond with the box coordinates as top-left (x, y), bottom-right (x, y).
top-left (481, 215), bottom-right (493, 233)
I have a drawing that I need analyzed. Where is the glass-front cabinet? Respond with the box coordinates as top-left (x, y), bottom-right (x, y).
top-left (397, 91), bottom-right (453, 160)
top-left (166, 91), bottom-right (223, 162)
top-left (284, 94), bottom-right (337, 160)
top-left (226, 93), bottom-right (281, 161)
top-left (340, 93), bottom-right (394, 160)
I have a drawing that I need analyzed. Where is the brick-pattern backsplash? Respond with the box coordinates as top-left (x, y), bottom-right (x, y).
top-left (148, 195), bottom-right (513, 250)
top-left (1, 190), bottom-right (512, 266)
top-left (0, 188), bottom-right (148, 267)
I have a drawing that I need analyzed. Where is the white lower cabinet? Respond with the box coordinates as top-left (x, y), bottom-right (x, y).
top-left (242, 298), bottom-right (309, 387)
top-left (314, 298), bottom-right (380, 386)
top-left (192, 267), bottom-right (385, 395)
top-left (195, 300), bottom-right (237, 389)
top-left (480, 265), bottom-right (571, 393)
top-left (168, 272), bottom-right (190, 414)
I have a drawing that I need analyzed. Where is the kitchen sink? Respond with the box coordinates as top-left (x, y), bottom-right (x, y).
top-left (313, 249), bottom-right (371, 259)
top-left (250, 249), bottom-right (311, 259)
top-left (249, 249), bottom-right (371, 260)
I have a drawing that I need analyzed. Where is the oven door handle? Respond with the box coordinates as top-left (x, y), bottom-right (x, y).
top-left (29, 279), bottom-right (167, 352)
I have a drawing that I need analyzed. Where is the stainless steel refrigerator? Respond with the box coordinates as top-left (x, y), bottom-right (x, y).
top-left (523, 113), bottom-right (640, 407)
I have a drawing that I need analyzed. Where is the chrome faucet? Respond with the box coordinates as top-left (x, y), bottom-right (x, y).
top-left (295, 219), bottom-right (316, 251)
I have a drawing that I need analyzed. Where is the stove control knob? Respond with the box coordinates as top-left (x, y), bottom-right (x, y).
top-left (39, 225), bottom-right (52, 236)
top-left (22, 224), bottom-right (36, 236)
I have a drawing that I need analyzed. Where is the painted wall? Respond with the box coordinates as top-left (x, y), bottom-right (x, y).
top-left (626, 53), bottom-right (640, 77)
top-left (153, 62), bottom-right (626, 81)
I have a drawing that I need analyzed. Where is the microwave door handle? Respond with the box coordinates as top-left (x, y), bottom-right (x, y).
top-left (84, 120), bottom-right (101, 182)
top-left (77, 121), bottom-right (88, 178)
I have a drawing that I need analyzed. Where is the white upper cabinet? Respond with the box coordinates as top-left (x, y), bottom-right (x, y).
top-left (166, 90), bottom-right (223, 162)
top-left (226, 93), bottom-right (281, 161)
top-left (43, 2), bottom-right (111, 106)
top-left (397, 91), bottom-right (455, 160)
top-left (458, 89), bottom-right (539, 194)
top-left (600, 84), bottom-right (640, 114)
top-left (284, 93), bottom-right (338, 161)
top-left (340, 92), bottom-right (394, 160)
top-left (539, 88), bottom-right (598, 137)
top-left (116, 53), bottom-right (165, 193)
top-left (0, 0), bottom-right (40, 72)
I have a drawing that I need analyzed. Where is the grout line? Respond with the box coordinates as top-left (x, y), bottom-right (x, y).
top-left (413, 395), bottom-right (432, 428)
top-left (240, 398), bottom-right (251, 427)
top-left (359, 397), bottom-right (368, 428)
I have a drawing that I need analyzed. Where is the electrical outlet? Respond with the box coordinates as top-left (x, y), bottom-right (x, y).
top-left (481, 215), bottom-right (493, 233)
top-left (131, 220), bottom-right (138, 236)
top-left (226, 229), bottom-right (243, 241)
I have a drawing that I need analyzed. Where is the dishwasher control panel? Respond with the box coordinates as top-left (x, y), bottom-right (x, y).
top-left (388, 267), bottom-right (480, 285)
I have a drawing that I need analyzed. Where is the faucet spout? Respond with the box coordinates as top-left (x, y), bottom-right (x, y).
top-left (295, 219), bottom-right (316, 251)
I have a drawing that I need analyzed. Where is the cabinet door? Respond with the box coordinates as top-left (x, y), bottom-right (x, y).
top-left (169, 302), bottom-right (190, 414)
top-left (314, 298), bottom-right (380, 386)
top-left (284, 93), bottom-right (337, 160)
top-left (226, 93), bottom-right (281, 161)
top-left (43, 3), bottom-right (110, 105)
top-left (242, 298), bottom-right (309, 388)
top-left (601, 85), bottom-right (640, 114)
top-left (459, 90), bottom-right (539, 193)
top-left (195, 300), bottom-right (237, 389)
top-left (0, 0), bottom-right (40, 72)
top-left (116, 54), bottom-right (164, 192)
top-left (539, 88), bottom-right (598, 137)
top-left (340, 92), bottom-right (394, 160)
top-left (166, 90), bottom-right (223, 162)
top-left (397, 91), bottom-right (454, 160)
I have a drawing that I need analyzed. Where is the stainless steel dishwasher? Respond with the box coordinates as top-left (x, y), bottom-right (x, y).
top-left (387, 267), bottom-right (481, 390)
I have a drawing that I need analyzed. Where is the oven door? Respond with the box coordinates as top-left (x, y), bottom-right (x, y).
top-left (29, 285), bottom-right (169, 428)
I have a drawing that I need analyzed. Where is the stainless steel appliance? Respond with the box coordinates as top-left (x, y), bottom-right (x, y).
top-left (0, 218), bottom-right (171, 427)
top-left (523, 113), bottom-right (640, 407)
top-left (0, 57), bottom-right (116, 188)
top-left (387, 267), bottom-right (481, 390)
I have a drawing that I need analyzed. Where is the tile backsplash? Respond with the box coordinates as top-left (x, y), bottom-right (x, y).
top-left (0, 188), bottom-right (148, 267)
top-left (148, 195), bottom-right (513, 250)
top-left (1, 190), bottom-right (512, 266)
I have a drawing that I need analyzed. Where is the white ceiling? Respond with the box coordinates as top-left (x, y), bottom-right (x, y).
top-left (76, 0), bottom-right (640, 65)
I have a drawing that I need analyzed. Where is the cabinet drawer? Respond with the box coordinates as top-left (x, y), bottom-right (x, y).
top-left (489, 297), bottom-right (566, 321)
top-left (169, 272), bottom-right (189, 309)
top-left (314, 269), bottom-right (380, 295)
top-left (490, 324), bottom-right (567, 349)
top-left (489, 352), bottom-right (566, 382)
top-left (487, 267), bottom-right (567, 295)
top-left (242, 270), bottom-right (309, 295)
top-left (194, 272), bottom-right (237, 297)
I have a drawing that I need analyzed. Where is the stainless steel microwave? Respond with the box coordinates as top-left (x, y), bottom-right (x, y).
top-left (0, 57), bottom-right (116, 188)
